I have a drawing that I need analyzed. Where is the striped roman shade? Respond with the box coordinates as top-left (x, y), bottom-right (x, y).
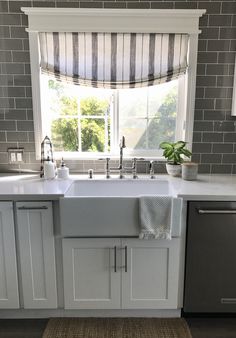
top-left (39, 32), bottom-right (189, 88)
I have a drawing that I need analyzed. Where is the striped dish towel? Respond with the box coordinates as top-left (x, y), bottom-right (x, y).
top-left (139, 196), bottom-right (173, 240)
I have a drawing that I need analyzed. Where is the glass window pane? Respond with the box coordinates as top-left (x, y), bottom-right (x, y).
top-left (51, 118), bottom-right (78, 152)
top-left (148, 80), bottom-right (177, 117)
top-left (80, 96), bottom-right (111, 116)
top-left (147, 117), bottom-right (175, 150)
top-left (119, 80), bottom-right (178, 152)
top-left (81, 118), bottom-right (105, 152)
top-left (119, 87), bottom-right (148, 119)
top-left (119, 118), bottom-right (147, 150)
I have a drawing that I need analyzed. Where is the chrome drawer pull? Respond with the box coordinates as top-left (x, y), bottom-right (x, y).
top-left (198, 209), bottom-right (236, 214)
top-left (125, 246), bottom-right (128, 273)
top-left (221, 298), bottom-right (236, 304)
top-left (120, 246), bottom-right (128, 272)
top-left (18, 206), bottom-right (48, 210)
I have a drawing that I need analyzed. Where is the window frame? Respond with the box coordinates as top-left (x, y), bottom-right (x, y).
top-left (22, 8), bottom-right (206, 160)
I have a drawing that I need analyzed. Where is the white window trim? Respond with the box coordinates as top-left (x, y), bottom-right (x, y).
top-left (22, 8), bottom-right (206, 160)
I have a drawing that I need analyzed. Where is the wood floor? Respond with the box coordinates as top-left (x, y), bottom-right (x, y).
top-left (0, 318), bottom-right (236, 338)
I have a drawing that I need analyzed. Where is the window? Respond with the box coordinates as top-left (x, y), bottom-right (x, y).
top-left (42, 74), bottom-right (181, 158)
top-left (22, 8), bottom-right (206, 159)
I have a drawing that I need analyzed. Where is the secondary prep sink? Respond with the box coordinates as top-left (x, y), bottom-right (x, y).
top-left (65, 178), bottom-right (171, 197)
top-left (60, 178), bottom-right (181, 237)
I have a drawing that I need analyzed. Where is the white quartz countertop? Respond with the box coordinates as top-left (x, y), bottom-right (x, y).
top-left (0, 173), bottom-right (236, 200)
top-left (0, 174), bottom-right (73, 200)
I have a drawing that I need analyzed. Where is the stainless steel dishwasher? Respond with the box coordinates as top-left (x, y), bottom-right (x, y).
top-left (184, 201), bottom-right (236, 313)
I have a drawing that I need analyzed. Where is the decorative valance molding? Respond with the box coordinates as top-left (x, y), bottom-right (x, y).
top-left (21, 8), bottom-right (206, 34)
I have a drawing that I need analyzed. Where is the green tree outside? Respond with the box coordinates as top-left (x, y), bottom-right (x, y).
top-left (51, 93), bottom-right (110, 152)
top-left (48, 80), bottom-right (177, 153)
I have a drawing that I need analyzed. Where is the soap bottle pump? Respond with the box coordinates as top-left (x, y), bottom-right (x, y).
top-left (57, 158), bottom-right (69, 179)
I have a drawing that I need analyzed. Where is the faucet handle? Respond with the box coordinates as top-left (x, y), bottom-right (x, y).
top-left (132, 158), bottom-right (138, 179)
top-left (120, 136), bottom-right (126, 148)
top-left (149, 160), bottom-right (156, 179)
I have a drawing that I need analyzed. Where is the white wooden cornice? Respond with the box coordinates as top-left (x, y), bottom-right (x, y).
top-left (21, 8), bottom-right (206, 34)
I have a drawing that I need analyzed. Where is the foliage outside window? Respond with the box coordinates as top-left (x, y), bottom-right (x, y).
top-left (42, 75), bottom-right (179, 158)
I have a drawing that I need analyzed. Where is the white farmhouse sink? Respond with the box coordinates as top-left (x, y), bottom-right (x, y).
top-left (65, 179), bottom-right (171, 197)
top-left (60, 179), bottom-right (181, 237)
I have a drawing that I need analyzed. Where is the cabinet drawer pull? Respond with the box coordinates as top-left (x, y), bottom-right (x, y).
top-left (198, 209), bottom-right (236, 214)
top-left (125, 246), bottom-right (128, 273)
top-left (18, 206), bottom-right (48, 210)
top-left (114, 246), bottom-right (117, 273)
top-left (120, 246), bottom-right (128, 272)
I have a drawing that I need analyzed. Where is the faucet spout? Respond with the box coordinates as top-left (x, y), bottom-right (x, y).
top-left (108, 136), bottom-right (126, 178)
top-left (118, 136), bottom-right (126, 178)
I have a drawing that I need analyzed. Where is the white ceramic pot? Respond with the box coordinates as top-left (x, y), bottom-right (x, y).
top-left (166, 163), bottom-right (182, 177)
top-left (182, 162), bottom-right (198, 180)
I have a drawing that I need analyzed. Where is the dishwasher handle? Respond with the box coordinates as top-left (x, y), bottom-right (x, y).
top-left (197, 209), bottom-right (236, 215)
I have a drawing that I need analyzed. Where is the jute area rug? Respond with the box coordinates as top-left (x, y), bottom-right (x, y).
top-left (43, 318), bottom-right (192, 338)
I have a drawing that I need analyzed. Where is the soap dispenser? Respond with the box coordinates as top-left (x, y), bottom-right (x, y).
top-left (44, 156), bottom-right (55, 180)
top-left (57, 158), bottom-right (69, 179)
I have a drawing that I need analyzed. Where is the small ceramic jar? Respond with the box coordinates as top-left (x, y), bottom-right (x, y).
top-left (182, 162), bottom-right (198, 180)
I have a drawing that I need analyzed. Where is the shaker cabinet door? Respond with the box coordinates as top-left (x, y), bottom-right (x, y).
top-left (121, 239), bottom-right (180, 309)
top-left (63, 238), bottom-right (121, 309)
top-left (16, 202), bottom-right (57, 309)
top-left (0, 202), bottom-right (19, 309)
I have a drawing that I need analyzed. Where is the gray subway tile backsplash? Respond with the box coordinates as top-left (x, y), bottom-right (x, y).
top-left (0, 132), bottom-right (6, 142)
top-left (208, 15), bottom-right (232, 27)
top-left (218, 52), bottom-right (236, 64)
top-left (205, 87), bottom-right (228, 98)
top-left (215, 98), bottom-right (233, 110)
top-left (204, 110), bottom-right (226, 121)
top-left (212, 143), bottom-right (234, 153)
top-left (0, 0), bottom-right (235, 174)
top-left (5, 109), bottom-right (27, 120)
top-left (192, 142), bottom-right (212, 153)
top-left (214, 121), bottom-right (235, 132)
top-left (217, 75), bottom-right (234, 87)
top-left (206, 64), bottom-right (229, 76)
top-left (15, 98), bottom-right (32, 109)
top-left (17, 120), bottom-right (34, 131)
top-left (202, 132), bottom-right (224, 143)
top-left (222, 154), bottom-right (236, 164)
top-left (211, 164), bottom-right (232, 174)
top-left (6, 131), bottom-right (28, 142)
top-left (0, 121), bottom-right (16, 131)
top-left (198, 52), bottom-right (218, 64)
top-left (221, 2), bottom-right (236, 14)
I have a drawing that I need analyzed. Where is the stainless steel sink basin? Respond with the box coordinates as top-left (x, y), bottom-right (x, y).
top-left (65, 179), bottom-right (171, 197)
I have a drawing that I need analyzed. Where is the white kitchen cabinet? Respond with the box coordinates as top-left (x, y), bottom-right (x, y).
top-left (16, 202), bottom-right (57, 309)
top-left (121, 238), bottom-right (180, 309)
top-left (63, 238), bottom-right (121, 309)
top-left (0, 202), bottom-right (19, 309)
top-left (63, 238), bottom-right (180, 310)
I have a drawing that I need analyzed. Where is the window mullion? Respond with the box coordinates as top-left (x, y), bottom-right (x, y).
top-left (112, 90), bottom-right (119, 154)
top-left (104, 107), bottom-right (108, 153)
top-left (78, 96), bottom-right (82, 152)
top-left (146, 87), bottom-right (149, 149)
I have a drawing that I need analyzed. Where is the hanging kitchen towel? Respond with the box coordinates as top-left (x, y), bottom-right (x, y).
top-left (139, 196), bottom-right (173, 239)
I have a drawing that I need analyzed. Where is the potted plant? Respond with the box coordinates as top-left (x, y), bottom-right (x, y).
top-left (159, 141), bottom-right (192, 177)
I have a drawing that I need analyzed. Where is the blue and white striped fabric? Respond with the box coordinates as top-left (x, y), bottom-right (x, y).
top-left (39, 32), bottom-right (189, 89)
